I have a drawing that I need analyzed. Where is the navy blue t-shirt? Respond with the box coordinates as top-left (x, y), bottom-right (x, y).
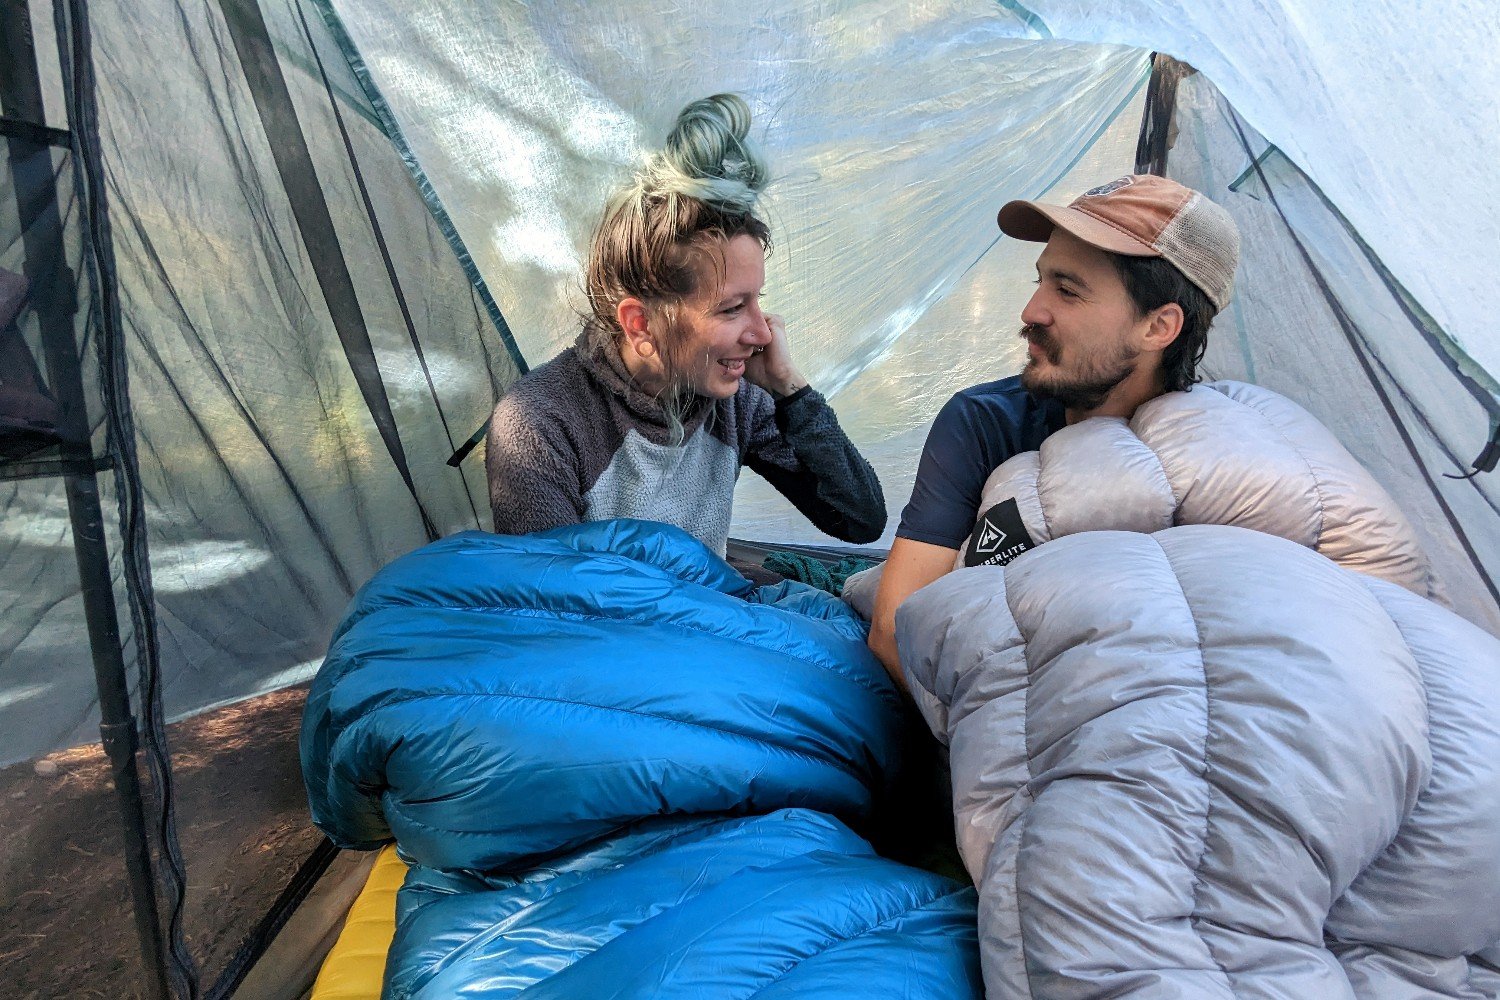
top-left (896, 376), bottom-right (1065, 549)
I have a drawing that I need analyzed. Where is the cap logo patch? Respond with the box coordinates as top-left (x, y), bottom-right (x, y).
top-left (1081, 176), bottom-right (1133, 199)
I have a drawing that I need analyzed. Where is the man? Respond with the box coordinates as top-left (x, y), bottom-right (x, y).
top-left (868, 174), bottom-right (1241, 680)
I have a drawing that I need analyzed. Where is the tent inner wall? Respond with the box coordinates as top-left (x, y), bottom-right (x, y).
top-left (6, 0), bottom-right (524, 767)
top-left (115, 0), bottom-right (524, 990)
top-left (2, 0), bottom-right (182, 993)
top-left (1167, 71), bottom-right (1500, 635)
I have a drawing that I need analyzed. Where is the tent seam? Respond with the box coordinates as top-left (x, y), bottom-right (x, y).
top-left (306, 0), bottom-right (527, 375)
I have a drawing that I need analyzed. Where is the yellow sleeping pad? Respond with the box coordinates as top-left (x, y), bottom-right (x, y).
top-left (310, 845), bottom-right (407, 1000)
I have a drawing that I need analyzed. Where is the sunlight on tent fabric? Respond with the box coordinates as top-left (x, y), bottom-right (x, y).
top-left (178, 659), bottom-right (326, 724)
top-left (373, 346), bottom-right (492, 407)
top-left (255, 658), bottom-right (324, 693)
top-left (0, 483), bottom-right (125, 765)
top-left (148, 540), bottom-right (274, 595)
top-left (331, 2), bottom-right (1147, 366)
top-left (0, 487), bottom-right (70, 543)
top-left (0, 683), bottom-right (53, 712)
top-left (493, 215), bottom-right (580, 276)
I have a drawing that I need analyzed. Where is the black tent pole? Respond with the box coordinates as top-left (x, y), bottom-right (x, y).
top-left (0, 2), bottom-right (171, 998)
top-left (1134, 53), bottom-right (1191, 177)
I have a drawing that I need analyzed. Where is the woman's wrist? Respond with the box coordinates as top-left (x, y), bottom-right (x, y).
top-left (759, 369), bottom-right (807, 399)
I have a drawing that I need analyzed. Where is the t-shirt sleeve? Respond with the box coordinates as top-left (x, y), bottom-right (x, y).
top-left (896, 392), bottom-right (995, 549)
top-left (484, 392), bottom-right (584, 535)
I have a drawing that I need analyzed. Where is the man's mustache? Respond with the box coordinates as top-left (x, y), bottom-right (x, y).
top-left (1020, 324), bottom-right (1058, 362)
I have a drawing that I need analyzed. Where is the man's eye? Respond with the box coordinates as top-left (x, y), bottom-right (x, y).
top-left (1057, 286), bottom-right (1079, 299)
top-left (722, 304), bottom-right (744, 315)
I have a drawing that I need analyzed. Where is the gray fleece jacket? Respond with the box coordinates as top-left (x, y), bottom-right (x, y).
top-left (485, 331), bottom-right (886, 554)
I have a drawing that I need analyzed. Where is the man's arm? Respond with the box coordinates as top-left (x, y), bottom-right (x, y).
top-left (870, 382), bottom-right (1049, 686)
top-left (868, 536), bottom-right (958, 688)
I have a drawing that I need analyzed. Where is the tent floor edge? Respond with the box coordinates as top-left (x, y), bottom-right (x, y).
top-left (204, 839), bottom-right (343, 1000)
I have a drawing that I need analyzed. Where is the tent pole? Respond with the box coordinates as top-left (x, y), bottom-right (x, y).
top-left (0, 2), bottom-right (171, 997)
top-left (1134, 53), bottom-right (1192, 176)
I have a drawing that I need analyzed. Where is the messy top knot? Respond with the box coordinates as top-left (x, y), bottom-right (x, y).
top-left (649, 93), bottom-right (769, 214)
top-left (584, 94), bottom-right (772, 350)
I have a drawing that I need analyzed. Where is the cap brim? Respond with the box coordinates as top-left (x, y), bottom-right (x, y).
top-left (997, 201), bottom-right (1161, 258)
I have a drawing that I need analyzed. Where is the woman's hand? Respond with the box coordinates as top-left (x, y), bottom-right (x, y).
top-left (744, 313), bottom-right (808, 399)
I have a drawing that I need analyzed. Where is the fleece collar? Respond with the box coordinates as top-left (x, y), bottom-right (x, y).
top-left (572, 329), bottom-right (715, 440)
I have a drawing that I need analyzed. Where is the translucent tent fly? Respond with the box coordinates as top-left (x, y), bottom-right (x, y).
top-left (0, 0), bottom-right (1495, 997)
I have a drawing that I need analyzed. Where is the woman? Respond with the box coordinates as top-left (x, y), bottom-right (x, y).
top-left (486, 94), bottom-right (885, 555)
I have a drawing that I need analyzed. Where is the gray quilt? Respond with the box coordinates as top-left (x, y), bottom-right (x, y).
top-left (894, 382), bottom-right (1500, 998)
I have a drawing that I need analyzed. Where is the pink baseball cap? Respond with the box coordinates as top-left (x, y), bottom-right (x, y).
top-left (998, 174), bottom-right (1240, 310)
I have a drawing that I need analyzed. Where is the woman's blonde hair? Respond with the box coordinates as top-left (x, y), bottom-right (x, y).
top-left (584, 94), bottom-right (772, 400)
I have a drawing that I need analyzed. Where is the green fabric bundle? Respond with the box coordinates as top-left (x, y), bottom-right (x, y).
top-left (761, 551), bottom-right (878, 595)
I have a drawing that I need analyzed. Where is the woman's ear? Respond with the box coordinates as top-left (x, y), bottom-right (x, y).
top-left (616, 297), bottom-right (656, 358)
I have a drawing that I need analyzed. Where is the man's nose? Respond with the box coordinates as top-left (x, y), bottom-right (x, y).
top-left (1020, 290), bottom-right (1050, 329)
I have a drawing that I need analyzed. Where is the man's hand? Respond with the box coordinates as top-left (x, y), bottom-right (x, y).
top-left (868, 536), bottom-right (960, 689)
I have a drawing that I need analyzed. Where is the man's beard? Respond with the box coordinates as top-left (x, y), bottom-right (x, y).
top-left (1018, 324), bottom-right (1139, 412)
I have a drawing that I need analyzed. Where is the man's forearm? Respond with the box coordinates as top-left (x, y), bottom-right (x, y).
top-left (867, 616), bottom-right (906, 691)
top-left (867, 536), bottom-right (961, 694)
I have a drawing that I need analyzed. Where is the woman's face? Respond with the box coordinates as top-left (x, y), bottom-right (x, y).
top-left (667, 234), bottom-right (773, 399)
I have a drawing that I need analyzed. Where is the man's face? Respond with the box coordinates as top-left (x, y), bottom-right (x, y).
top-left (1018, 228), bottom-right (1148, 411)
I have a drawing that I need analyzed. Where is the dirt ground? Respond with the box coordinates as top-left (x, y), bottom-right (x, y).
top-left (0, 686), bottom-right (324, 999)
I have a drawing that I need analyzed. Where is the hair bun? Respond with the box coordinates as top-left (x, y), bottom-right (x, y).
top-left (644, 93), bottom-right (768, 213)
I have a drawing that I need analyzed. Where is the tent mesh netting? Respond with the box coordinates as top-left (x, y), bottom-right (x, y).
top-left (4, 0), bottom-right (521, 995)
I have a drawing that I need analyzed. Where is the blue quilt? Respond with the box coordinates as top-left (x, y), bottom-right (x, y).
top-left (302, 520), bottom-right (980, 998)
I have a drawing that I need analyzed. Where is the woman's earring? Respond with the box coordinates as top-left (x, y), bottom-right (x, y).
top-left (637, 341), bottom-right (656, 359)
